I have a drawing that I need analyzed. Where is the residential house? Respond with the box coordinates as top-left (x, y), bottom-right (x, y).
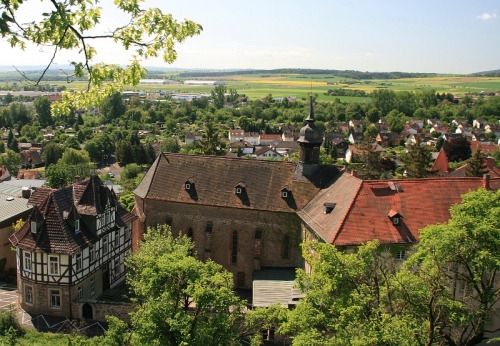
top-left (259, 134), bottom-right (282, 146)
top-left (255, 147), bottom-right (284, 160)
top-left (345, 143), bottom-right (385, 163)
top-left (10, 176), bottom-right (136, 320)
top-left (229, 140), bottom-right (254, 155)
top-left (185, 132), bottom-right (202, 145)
top-left (447, 158), bottom-right (500, 178)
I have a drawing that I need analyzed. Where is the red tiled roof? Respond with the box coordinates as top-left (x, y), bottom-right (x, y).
top-left (447, 158), bottom-right (500, 178)
top-left (470, 141), bottom-right (499, 154)
top-left (300, 173), bottom-right (500, 246)
top-left (334, 177), bottom-right (499, 246)
top-left (430, 148), bottom-right (450, 174)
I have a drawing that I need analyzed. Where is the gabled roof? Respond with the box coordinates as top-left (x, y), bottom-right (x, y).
top-left (300, 173), bottom-right (500, 246)
top-left (134, 153), bottom-right (338, 212)
top-left (430, 148), bottom-right (450, 174)
top-left (447, 158), bottom-right (500, 178)
top-left (10, 176), bottom-right (135, 254)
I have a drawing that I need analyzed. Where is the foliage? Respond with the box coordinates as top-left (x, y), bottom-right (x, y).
top-left (42, 142), bottom-right (65, 167)
top-left (33, 97), bottom-right (53, 127)
top-left (466, 144), bottom-right (488, 177)
top-left (0, 0), bottom-right (202, 115)
top-left (0, 149), bottom-right (21, 176)
top-left (400, 188), bottom-right (500, 345)
top-left (126, 225), bottom-right (245, 346)
top-left (45, 163), bottom-right (95, 188)
top-left (201, 120), bottom-right (224, 156)
top-left (356, 139), bottom-right (383, 180)
top-left (100, 93), bottom-right (126, 123)
top-left (444, 136), bottom-right (472, 162)
top-left (0, 310), bottom-right (23, 338)
top-left (121, 163), bottom-right (143, 181)
top-left (211, 85), bottom-right (227, 109)
top-left (400, 137), bottom-right (432, 178)
top-left (60, 148), bottom-right (91, 165)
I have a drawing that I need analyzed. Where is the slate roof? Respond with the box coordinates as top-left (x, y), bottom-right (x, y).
top-left (10, 176), bottom-right (135, 254)
top-left (300, 173), bottom-right (500, 246)
top-left (134, 153), bottom-right (338, 213)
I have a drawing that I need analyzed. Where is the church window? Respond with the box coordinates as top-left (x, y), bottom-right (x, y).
top-left (231, 231), bottom-right (238, 264)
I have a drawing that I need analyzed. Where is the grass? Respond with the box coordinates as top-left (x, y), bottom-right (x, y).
top-left (2, 72), bottom-right (500, 103)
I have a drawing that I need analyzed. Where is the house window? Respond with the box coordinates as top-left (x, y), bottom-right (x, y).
top-left (96, 216), bottom-right (102, 232)
top-left (90, 277), bottom-right (95, 296)
top-left (205, 221), bottom-right (213, 233)
top-left (89, 245), bottom-right (95, 263)
top-left (105, 210), bottom-right (110, 226)
top-left (48, 256), bottom-right (59, 276)
top-left (114, 230), bottom-right (118, 248)
top-left (75, 219), bottom-right (80, 234)
top-left (392, 217), bottom-right (400, 225)
top-left (187, 228), bottom-right (193, 239)
top-left (77, 286), bottom-right (83, 299)
top-left (282, 235), bottom-right (291, 259)
top-left (236, 187), bottom-right (242, 195)
top-left (125, 226), bottom-right (131, 241)
top-left (396, 250), bottom-right (406, 261)
top-left (185, 183), bottom-right (191, 190)
top-left (102, 237), bottom-right (108, 256)
top-left (23, 251), bottom-right (32, 272)
top-left (31, 221), bottom-right (37, 234)
top-left (25, 285), bottom-right (33, 304)
top-left (165, 216), bottom-right (173, 227)
top-left (50, 290), bottom-right (61, 308)
top-left (76, 253), bottom-right (82, 271)
top-left (114, 259), bottom-right (120, 275)
top-left (231, 231), bottom-right (238, 264)
top-left (255, 229), bottom-right (263, 240)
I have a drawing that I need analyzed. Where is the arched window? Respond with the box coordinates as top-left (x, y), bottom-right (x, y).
top-left (231, 231), bottom-right (238, 264)
top-left (282, 235), bottom-right (291, 259)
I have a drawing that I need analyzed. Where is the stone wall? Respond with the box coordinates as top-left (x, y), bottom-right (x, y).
top-left (133, 197), bottom-right (302, 288)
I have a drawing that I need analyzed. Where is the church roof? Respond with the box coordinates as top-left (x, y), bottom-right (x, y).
top-left (134, 153), bottom-right (338, 212)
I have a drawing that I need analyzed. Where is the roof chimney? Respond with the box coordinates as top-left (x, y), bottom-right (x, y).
top-left (483, 174), bottom-right (491, 190)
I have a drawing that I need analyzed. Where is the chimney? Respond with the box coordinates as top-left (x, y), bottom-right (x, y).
top-left (483, 174), bottom-right (491, 190)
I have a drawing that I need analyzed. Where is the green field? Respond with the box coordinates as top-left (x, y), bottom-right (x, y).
top-left (2, 71), bottom-right (500, 103)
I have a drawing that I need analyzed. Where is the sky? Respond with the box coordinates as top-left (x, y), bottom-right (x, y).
top-left (0, 0), bottom-right (499, 74)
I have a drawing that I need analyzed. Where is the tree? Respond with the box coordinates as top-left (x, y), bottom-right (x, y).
top-left (357, 139), bottom-right (383, 180)
top-left (126, 225), bottom-right (245, 346)
top-left (33, 97), bottom-right (52, 127)
top-left (201, 120), bottom-right (224, 156)
top-left (401, 137), bottom-right (432, 178)
top-left (466, 145), bottom-right (488, 177)
top-left (42, 142), bottom-right (65, 167)
top-left (60, 148), bottom-right (91, 166)
top-left (161, 137), bottom-right (181, 153)
top-left (211, 85), bottom-right (227, 109)
top-left (0, 149), bottom-right (21, 176)
top-left (100, 93), bottom-right (126, 123)
top-left (399, 188), bottom-right (500, 345)
top-left (444, 136), bottom-right (472, 163)
top-left (45, 163), bottom-right (94, 188)
top-left (0, 1), bottom-right (202, 115)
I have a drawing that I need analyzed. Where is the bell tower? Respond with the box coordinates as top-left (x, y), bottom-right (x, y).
top-left (297, 95), bottom-right (323, 176)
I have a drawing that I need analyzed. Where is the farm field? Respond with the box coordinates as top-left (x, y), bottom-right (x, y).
top-left (1, 71), bottom-right (500, 103)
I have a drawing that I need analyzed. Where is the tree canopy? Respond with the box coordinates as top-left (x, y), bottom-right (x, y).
top-left (0, 0), bottom-right (202, 115)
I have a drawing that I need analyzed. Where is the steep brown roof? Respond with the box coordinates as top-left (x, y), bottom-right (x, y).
top-left (300, 174), bottom-right (500, 246)
top-left (430, 148), bottom-right (450, 174)
top-left (134, 153), bottom-right (338, 212)
top-left (10, 176), bottom-right (135, 254)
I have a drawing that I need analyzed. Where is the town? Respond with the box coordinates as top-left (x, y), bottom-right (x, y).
top-left (0, 1), bottom-right (500, 345)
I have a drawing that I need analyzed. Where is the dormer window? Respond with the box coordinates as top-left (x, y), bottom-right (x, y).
top-left (281, 187), bottom-right (291, 199)
top-left (75, 219), bottom-right (80, 234)
top-left (387, 209), bottom-right (402, 226)
top-left (185, 178), bottom-right (195, 191)
top-left (324, 203), bottom-right (336, 214)
top-left (31, 221), bottom-right (37, 234)
top-left (235, 182), bottom-right (246, 195)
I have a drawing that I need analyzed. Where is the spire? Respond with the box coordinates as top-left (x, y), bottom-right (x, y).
top-left (305, 94), bottom-right (314, 122)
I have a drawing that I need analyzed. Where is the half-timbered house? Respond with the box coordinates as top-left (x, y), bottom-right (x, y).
top-left (10, 176), bottom-right (136, 319)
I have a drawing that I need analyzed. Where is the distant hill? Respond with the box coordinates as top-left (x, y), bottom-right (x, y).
top-left (472, 69), bottom-right (500, 77)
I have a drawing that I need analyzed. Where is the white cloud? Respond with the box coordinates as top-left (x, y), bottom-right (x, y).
top-left (476, 12), bottom-right (497, 20)
top-left (365, 52), bottom-right (373, 57)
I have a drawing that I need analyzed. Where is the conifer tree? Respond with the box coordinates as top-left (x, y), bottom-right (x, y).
top-left (401, 137), bottom-right (432, 178)
top-left (466, 144), bottom-right (488, 177)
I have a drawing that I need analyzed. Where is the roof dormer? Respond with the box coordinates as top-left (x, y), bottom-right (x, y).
top-left (324, 203), bottom-right (336, 214)
top-left (387, 209), bottom-right (403, 225)
top-left (281, 186), bottom-right (291, 199)
top-left (235, 182), bottom-right (246, 195)
top-left (185, 178), bottom-right (195, 191)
